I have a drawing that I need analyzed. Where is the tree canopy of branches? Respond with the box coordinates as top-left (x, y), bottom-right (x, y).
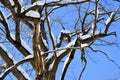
top-left (0, 0), bottom-right (120, 80)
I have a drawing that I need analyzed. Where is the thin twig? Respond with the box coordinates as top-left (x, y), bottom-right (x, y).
top-left (43, 47), bottom-right (79, 54)
top-left (93, 0), bottom-right (99, 35)
top-left (78, 49), bottom-right (87, 80)
top-left (45, 7), bottom-right (57, 58)
top-left (89, 46), bottom-right (120, 69)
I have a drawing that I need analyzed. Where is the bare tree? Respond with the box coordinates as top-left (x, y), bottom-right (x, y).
top-left (0, 0), bottom-right (120, 80)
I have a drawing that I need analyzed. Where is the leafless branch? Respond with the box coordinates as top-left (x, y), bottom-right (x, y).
top-left (60, 49), bottom-right (76, 80)
top-left (89, 46), bottom-right (120, 69)
top-left (45, 7), bottom-right (57, 58)
top-left (0, 55), bottom-right (33, 79)
top-left (78, 49), bottom-right (87, 80)
top-left (93, 0), bottom-right (99, 35)
top-left (0, 45), bottom-right (32, 79)
top-left (105, 6), bottom-right (120, 33)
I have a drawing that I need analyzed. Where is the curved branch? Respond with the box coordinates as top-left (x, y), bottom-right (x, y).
top-left (0, 44), bottom-right (33, 80)
top-left (78, 49), bottom-right (87, 80)
top-left (0, 55), bottom-right (33, 79)
top-left (45, 7), bottom-right (56, 58)
top-left (78, 58), bottom-right (87, 80)
top-left (60, 49), bottom-right (76, 80)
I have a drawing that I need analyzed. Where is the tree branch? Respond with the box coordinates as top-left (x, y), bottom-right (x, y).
top-left (0, 44), bottom-right (32, 79)
top-left (0, 53), bottom-right (33, 79)
top-left (60, 49), bottom-right (76, 80)
top-left (89, 46), bottom-right (120, 69)
top-left (78, 49), bottom-right (87, 80)
top-left (92, 0), bottom-right (99, 35)
top-left (105, 6), bottom-right (120, 33)
top-left (45, 7), bottom-right (57, 58)
top-left (15, 19), bottom-right (21, 43)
